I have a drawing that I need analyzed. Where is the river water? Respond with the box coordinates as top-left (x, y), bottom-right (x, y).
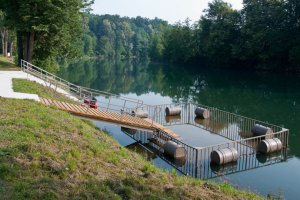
top-left (58, 59), bottom-right (300, 199)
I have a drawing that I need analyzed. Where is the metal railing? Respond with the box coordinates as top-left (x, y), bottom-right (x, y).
top-left (21, 60), bottom-right (144, 113)
top-left (121, 127), bottom-right (289, 179)
top-left (120, 102), bottom-right (289, 179)
top-left (143, 102), bottom-right (286, 142)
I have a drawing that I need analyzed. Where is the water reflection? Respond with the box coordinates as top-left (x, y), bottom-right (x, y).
top-left (58, 59), bottom-right (300, 159)
top-left (120, 126), bottom-right (287, 180)
top-left (62, 59), bottom-right (299, 199)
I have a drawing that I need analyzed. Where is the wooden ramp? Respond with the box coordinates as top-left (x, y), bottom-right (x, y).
top-left (40, 98), bottom-right (180, 138)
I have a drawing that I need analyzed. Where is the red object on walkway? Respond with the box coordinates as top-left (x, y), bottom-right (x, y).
top-left (84, 95), bottom-right (98, 109)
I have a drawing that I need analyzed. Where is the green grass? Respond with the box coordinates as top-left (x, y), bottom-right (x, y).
top-left (0, 55), bottom-right (19, 71)
top-left (12, 78), bottom-right (79, 104)
top-left (0, 75), bottom-right (266, 199)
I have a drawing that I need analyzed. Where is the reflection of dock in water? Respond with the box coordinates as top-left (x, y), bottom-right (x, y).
top-left (121, 127), bottom-right (288, 180)
top-left (120, 102), bottom-right (289, 180)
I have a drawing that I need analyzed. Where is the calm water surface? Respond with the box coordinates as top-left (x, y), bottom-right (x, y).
top-left (59, 59), bottom-right (300, 199)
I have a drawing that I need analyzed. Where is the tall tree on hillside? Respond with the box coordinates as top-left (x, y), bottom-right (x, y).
top-left (286, 0), bottom-right (300, 70)
top-left (8, 30), bottom-right (16, 57)
top-left (3, 29), bottom-right (7, 57)
top-left (163, 19), bottom-right (195, 63)
top-left (240, 0), bottom-right (287, 69)
top-left (196, 0), bottom-right (241, 66)
top-left (0, 11), bottom-right (8, 56)
top-left (0, 0), bottom-right (94, 69)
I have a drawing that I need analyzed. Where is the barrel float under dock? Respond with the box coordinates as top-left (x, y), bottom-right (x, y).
top-left (121, 127), bottom-right (137, 135)
top-left (195, 107), bottom-right (210, 119)
top-left (132, 110), bottom-right (148, 118)
top-left (210, 147), bottom-right (238, 165)
top-left (256, 152), bottom-right (282, 164)
top-left (257, 138), bottom-right (282, 154)
top-left (210, 162), bottom-right (237, 173)
top-left (194, 118), bottom-right (225, 133)
top-left (165, 107), bottom-right (181, 116)
top-left (163, 141), bottom-right (186, 159)
top-left (251, 124), bottom-right (273, 136)
top-left (239, 131), bottom-right (254, 138)
top-left (165, 115), bottom-right (181, 123)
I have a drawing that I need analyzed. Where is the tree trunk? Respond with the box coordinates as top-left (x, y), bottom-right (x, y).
top-left (10, 41), bottom-right (13, 57)
top-left (23, 32), bottom-right (35, 63)
top-left (27, 32), bottom-right (34, 63)
top-left (17, 31), bottom-right (24, 66)
top-left (1, 31), bottom-right (4, 56)
top-left (4, 29), bottom-right (8, 57)
top-left (23, 33), bottom-right (28, 61)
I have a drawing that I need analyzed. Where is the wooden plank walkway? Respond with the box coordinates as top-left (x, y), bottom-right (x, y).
top-left (40, 98), bottom-right (180, 138)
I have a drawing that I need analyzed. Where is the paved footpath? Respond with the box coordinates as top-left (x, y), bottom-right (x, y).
top-left (0, 71), bottom-right (78, 102)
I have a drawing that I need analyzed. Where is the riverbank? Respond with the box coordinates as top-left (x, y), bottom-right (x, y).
top-left (0, 60), bottom-right (264, 199)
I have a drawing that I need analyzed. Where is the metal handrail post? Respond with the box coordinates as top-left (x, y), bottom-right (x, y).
top-left (122, 100), bottom-right (127, 111)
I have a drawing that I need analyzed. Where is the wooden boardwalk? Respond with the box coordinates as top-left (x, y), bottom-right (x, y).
top-left (40, 98), bottom-right (180, 138)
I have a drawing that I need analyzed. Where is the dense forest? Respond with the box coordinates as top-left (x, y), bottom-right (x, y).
top-left (0, 1), bottom-right (168, 71)
top-left (0, 0), bottom-right (299, 72)
top-left (150, 0), bottom-right (300, 71)
top-left (0, 0), bottom-right (95, 71)
top-left (79, 14), bottom-right (168, 59)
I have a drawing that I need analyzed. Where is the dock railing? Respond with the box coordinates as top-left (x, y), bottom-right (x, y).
top-left (21, 60), bottom-right (144, 113)
top-left (122, 126), bottom-right (288, 179)
top-left (145, 102), bottom-right (286, 141)
top-left (127, 102), bottom-right (289, 179)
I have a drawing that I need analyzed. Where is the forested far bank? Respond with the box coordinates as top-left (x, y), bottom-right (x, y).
top-left (0, 2), bottom-right (169, 71)
top-left (80, 14), bottom-right (168, 59)
top-left (150, 0), bottom-right (300, 72)
top-left (0, 0), bottom-right (299, 73)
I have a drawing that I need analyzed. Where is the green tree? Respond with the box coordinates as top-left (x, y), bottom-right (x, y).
top-left (149, 35), bottom-right (165, 60)
top-left (197, 0), bottom-right (241, 66)
top-left (0, 0), bottom-right (94, 70)
top-left (163, 19), bottom-right (195, 63)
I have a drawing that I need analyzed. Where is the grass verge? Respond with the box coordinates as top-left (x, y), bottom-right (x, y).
top-left (12, 78), bottom-right (80, 104)
top-left (0, 79), bottom-right (265, 199)
top-left (0, 55), bottom-right (19, 71)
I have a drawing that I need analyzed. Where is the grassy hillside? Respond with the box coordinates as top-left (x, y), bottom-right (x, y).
top-left (0, 78), bottom-right (264, 199)
top-left (0, 56), bottom-right (19, 71)
top-left (12, 78), bottom-right (80, 104)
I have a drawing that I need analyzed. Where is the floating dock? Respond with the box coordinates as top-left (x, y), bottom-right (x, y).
top-left (39, 98), bottom-right (180, 138)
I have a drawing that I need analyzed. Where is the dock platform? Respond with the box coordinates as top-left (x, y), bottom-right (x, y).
top-left (39, 98), bottom-right (180, 138)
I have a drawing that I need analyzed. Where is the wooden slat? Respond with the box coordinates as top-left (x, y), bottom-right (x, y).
top-left (60, 101), bottom-right (73, 111)
top-left (68, 103), bottom-right (81, 113)
top-left (89, 108), bottom-right (101, 116)
top-left (52, 100), bottom-right (62, 109)
top-left (56, 100), bottom-right (66, 110)
top-left (55, 101), bottom-right (68, 111)
top-left (86, 108), bottom-right (100, 116)
top-left (143, 118), bottom-right (180, 138)
top-left (45, 98), bottom-right (53, 106)
top-left (72, 104), bottom-right (87, 113)
top-left (39, 98), bottom-right (46, 105)
top-left (43, 98), bottom-right (51, 106)
top-left (40, 98), bottom-right (180, 138)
